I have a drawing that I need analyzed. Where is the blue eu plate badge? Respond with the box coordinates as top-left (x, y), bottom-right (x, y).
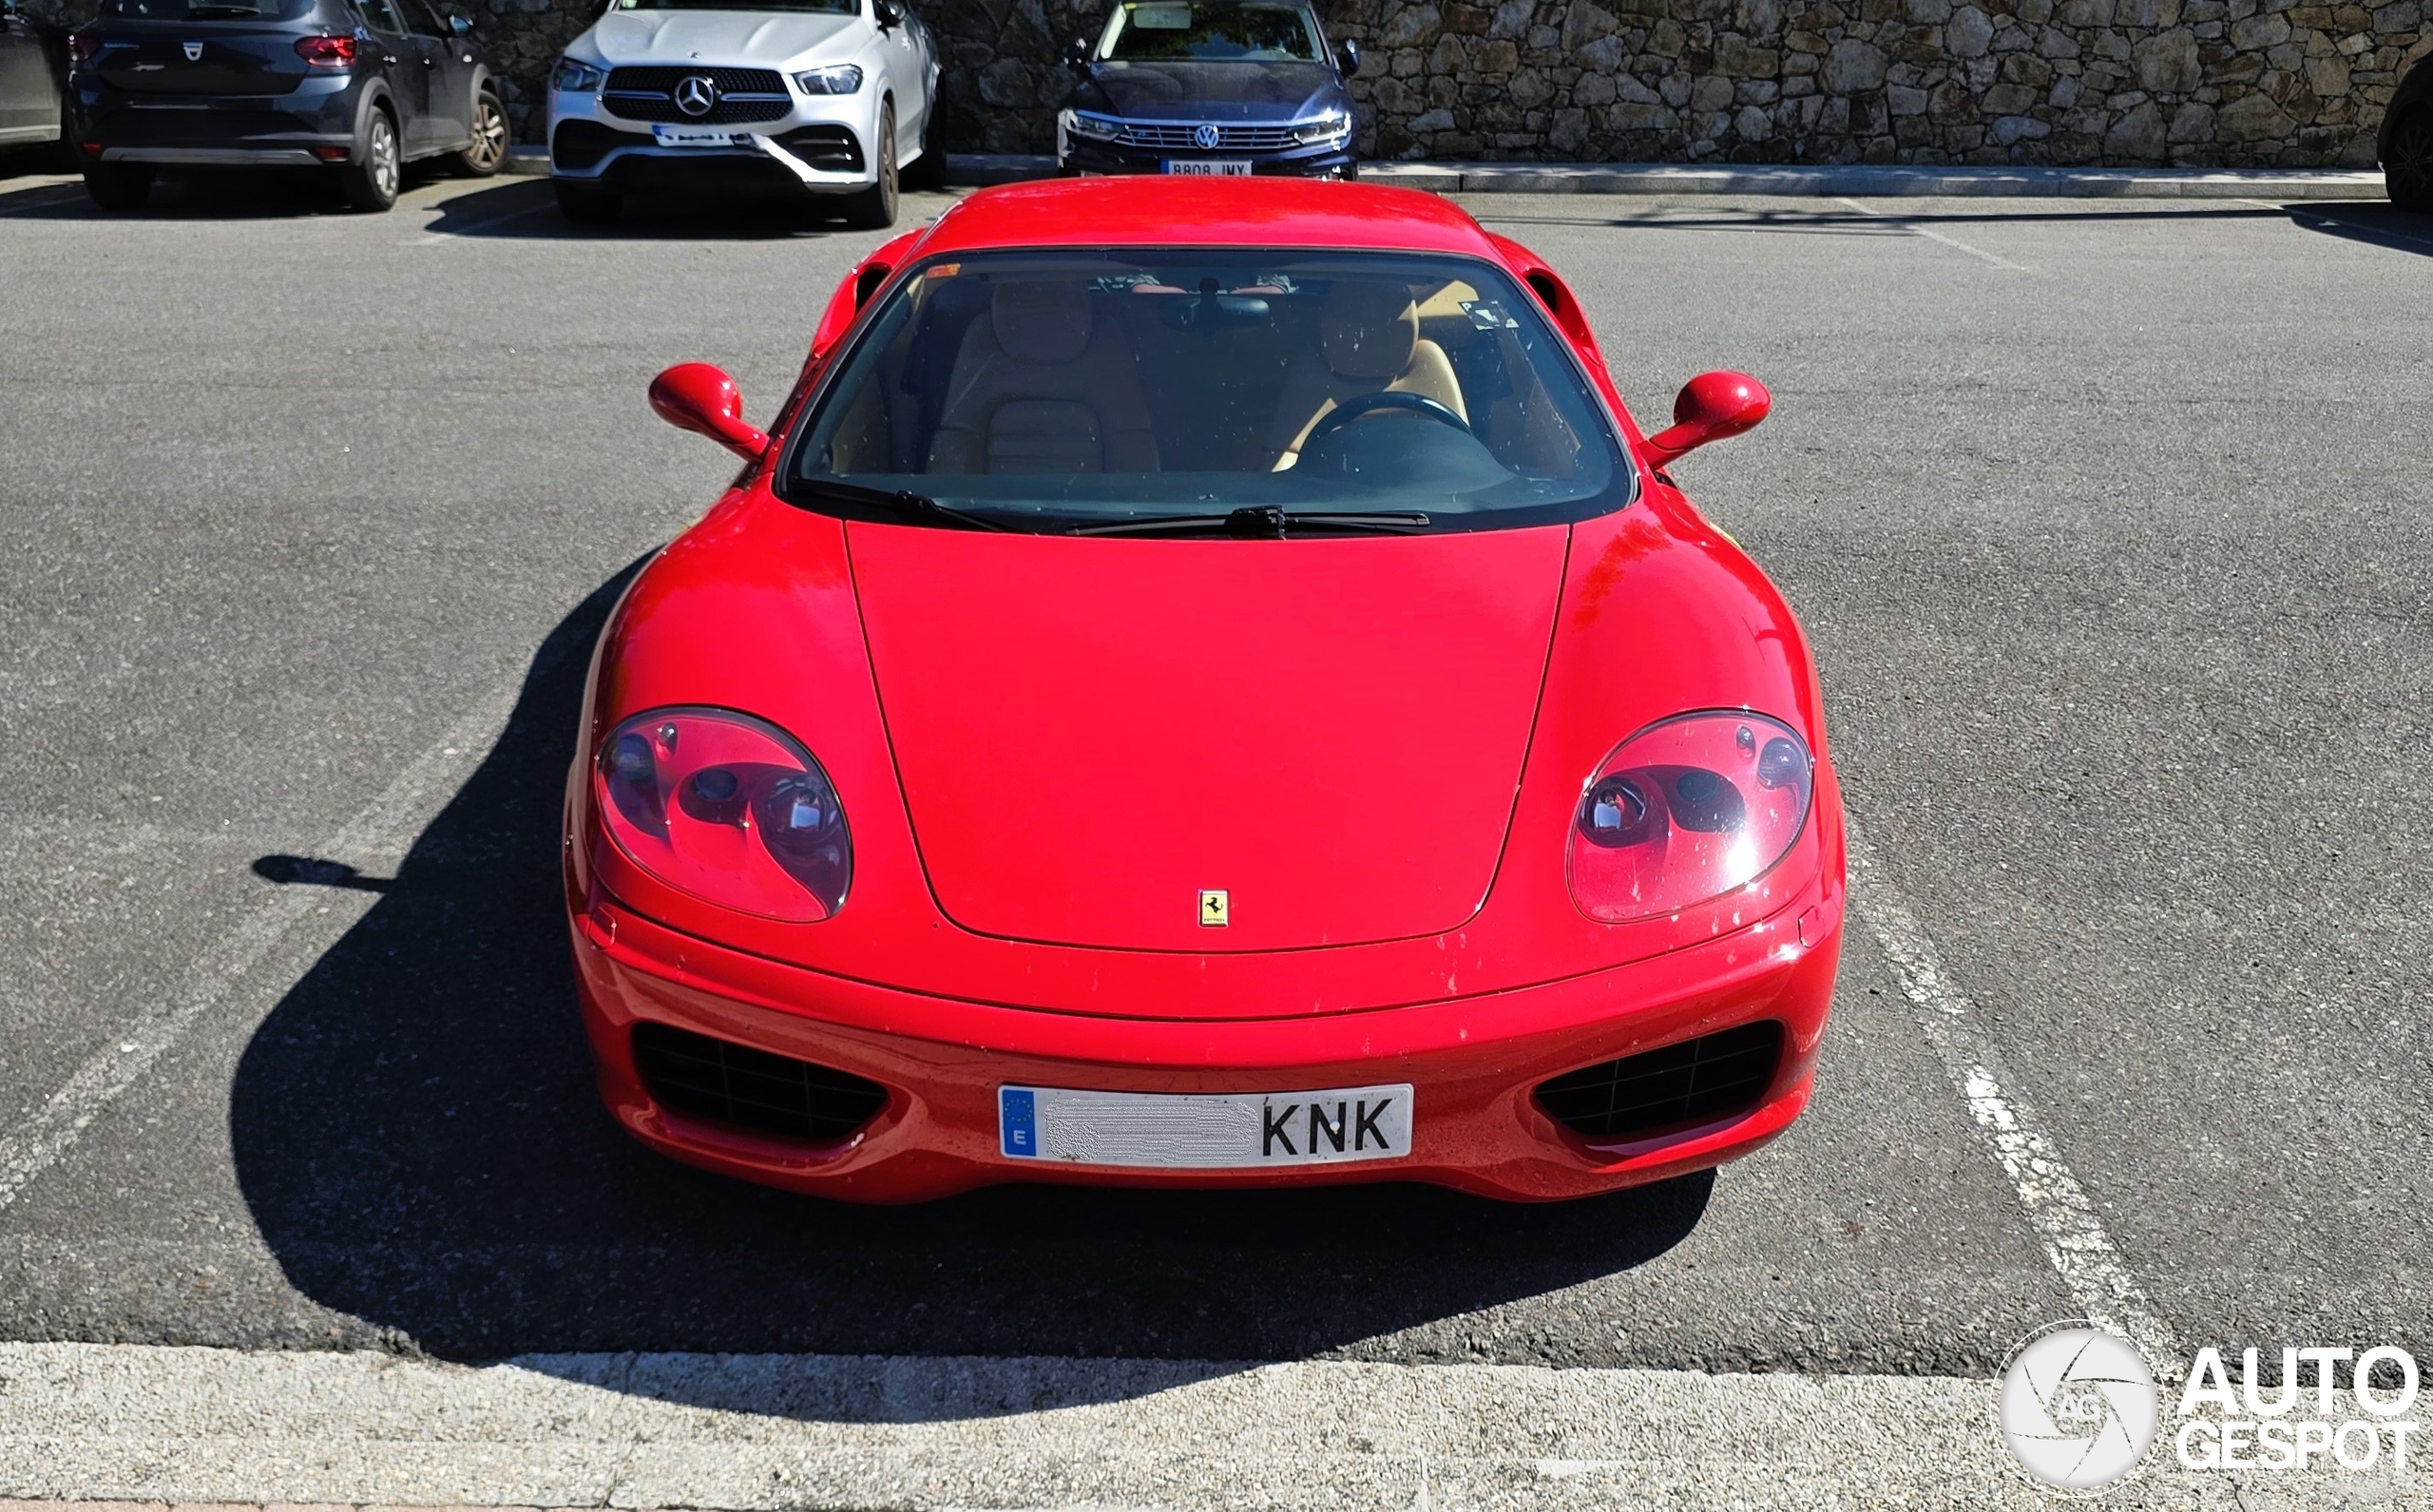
top-left (1000, 1087), bottom-right (1039, 1157)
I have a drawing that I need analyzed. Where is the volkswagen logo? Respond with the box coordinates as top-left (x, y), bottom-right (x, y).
top-left (674, 74), bottom-right (720, 118)
top-left (1193, 123), bottom-right (1221, 149)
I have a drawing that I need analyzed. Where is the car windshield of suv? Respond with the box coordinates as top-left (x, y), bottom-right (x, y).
top-left (1098, 1), bottom-right (1322, 62)
top-left (98, 0), bottom-right (315, 16)
top-left (613, 0), bottom-right (855, 12)
top-left (784, 249), bottom-right (1627, 535)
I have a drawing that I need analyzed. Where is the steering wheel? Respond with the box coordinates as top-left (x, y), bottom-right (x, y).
top-left (1301, 388), bottom-right (1473, 446)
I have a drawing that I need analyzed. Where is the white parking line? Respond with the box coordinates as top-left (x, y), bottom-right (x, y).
top-left (1845, 826), bottom-right (2181, 1372)
top-left (0, 682), bottom-right (518, 1215)
top-left (1833, 197), bottom-right (2031, 270)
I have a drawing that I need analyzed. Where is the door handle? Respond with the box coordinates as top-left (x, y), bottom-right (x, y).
top-left (421, 53), bottom-right (435, 65)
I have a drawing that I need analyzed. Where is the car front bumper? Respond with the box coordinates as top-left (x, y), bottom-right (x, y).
top-left (71, 74), bottom-right (362, 165)
top-left (548, 83), bottom-right (880, 194)
top-left (567, 877), bottom-right (1843, 1205)
top-left (1058, 133), bottom-right (1354, 179)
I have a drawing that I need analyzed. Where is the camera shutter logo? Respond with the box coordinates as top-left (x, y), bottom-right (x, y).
top-left (675, 74), bottom-right (720, 118)
top-left (2000, 1326), bottom-right (2160, 1493)
top-left (1193, 123), bottom-right (1221, 149)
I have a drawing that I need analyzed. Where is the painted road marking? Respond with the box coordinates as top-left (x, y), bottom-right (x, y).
top-left (1845, 826), bottom-right (2181, 1373)
top-left (1834, 197), bottom-right (2032, 271)
top-left (0, 682), bottom-right (518, 1216)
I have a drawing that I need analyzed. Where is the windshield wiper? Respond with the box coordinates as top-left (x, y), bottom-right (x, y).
top-left (1070, 507), bottom-right (1431, 539)
top-left (795, 477), bottom-right (1011, 532)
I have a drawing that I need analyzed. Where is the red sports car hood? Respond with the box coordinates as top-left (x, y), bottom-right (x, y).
top-left (848, 526), bottom-right (1569, 952)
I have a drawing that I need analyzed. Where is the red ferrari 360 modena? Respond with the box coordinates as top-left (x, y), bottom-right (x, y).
top-left (564, 176), bottom-right (1845, 1203)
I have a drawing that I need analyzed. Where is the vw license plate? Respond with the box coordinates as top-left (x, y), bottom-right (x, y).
top-left (1000, 1083), bottom-right (1412, 1168)
top-left (652, 124), bottom-right (752, 148)
top-left (1164, 159), bottom-right (1252, 176)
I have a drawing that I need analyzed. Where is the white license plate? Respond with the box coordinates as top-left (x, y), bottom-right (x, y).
top-left (999, 1082), bottom-right (1412, 1169)
top-left (1164, 159), bottom-right (1252, 176)
top-left (652, 124), bottom-right (753, 148)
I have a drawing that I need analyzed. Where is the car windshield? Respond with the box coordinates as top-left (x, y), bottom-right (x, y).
top-left (97, 0), bottom-right (316, 16)
top-left (782, 248), bottom-right (1627, 535)
top-left (611, 0), bottom-right (855, 12)
top-left (1098, 1), bottom-right (1322, 62)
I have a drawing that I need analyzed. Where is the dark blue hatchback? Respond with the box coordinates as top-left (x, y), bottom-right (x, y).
top-left (1056, 0), bottom-right (1358, 180)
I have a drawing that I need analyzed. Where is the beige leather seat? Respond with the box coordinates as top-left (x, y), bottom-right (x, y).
top-left (1269, 282), bottom-right (1468, 469)
top-left (926, 282), bottom-right (1160, 475)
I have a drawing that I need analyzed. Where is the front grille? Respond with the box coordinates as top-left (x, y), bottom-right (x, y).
top-left (552, 118), bottom-right (652, 171)
top-left (772, 123), bottom-right (862, 170)
top-left (1113, 119), bottom-right (1300, 152)
top-left (601, 66), bottom-right (791, 124)
top-left (1534, 1021), bottom-right (1783, 1142)
top-left (632, 1022), bottom-right (888, 1143)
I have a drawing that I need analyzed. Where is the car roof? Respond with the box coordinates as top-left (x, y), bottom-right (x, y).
top-left (908, 178), bottom-right (1510, 261)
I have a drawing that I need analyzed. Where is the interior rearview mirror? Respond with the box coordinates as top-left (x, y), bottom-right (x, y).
top-left (648, 363), bottom-right (771, 461)
top-left (1642, 371), bottom-right (1770, 468)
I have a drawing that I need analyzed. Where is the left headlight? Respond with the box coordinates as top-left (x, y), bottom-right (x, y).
top-left (1293, 108), bottom-right (1351, 146)
top-left (1568, 711), bottom-right (1812, 925)
top-left (794, 64), bottom-right (864, 94)
top-left (1061, 107), bottom-right (1124, 142)
top-left (595, 707), bottom-right (852, 922)
top-left (554, 56), bottom-right (606, 92)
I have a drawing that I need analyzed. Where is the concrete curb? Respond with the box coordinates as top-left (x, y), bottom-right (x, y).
top-left (503, 147), bottom-right (549, 178)
top-left (936, 154), bottom-right (2387, 199)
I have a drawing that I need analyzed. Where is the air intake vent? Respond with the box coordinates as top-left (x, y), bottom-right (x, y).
top-left (1534, 1021), bottom-right (1783, 1141)
top-left (632, 1022), bottom-right (887, 1143)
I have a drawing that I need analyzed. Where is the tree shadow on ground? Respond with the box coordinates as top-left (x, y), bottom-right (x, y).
top-left (229, 565), bottom-right (1711, 1407)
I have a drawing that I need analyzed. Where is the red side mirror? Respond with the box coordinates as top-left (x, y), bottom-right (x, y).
top-left (1642, 371), bottom-right (1770, 469)
top-left (647, 362), bottom-right (771, 461)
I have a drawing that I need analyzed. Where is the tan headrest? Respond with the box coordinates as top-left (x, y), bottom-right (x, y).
top-left (991, 281), bottom-right (1092, 365)
top-left (1320, 281), bottom-right (1419, 379)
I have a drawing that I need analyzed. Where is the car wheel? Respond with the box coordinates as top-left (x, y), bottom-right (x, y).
top-left (338, 106), bottom-right (401, 212)
top-left (839, 100), bottom-right (898, 230)
top-left (81, 162), bottom-right (153, 211)
top-left (2388, 109), bottom-right (2433, 214)
top-left (455, 88), bottom-right (509, 178)
top-left (899, 104), bottom-right (946, 190)
top-left (554, 178), bottom-right (620, 224)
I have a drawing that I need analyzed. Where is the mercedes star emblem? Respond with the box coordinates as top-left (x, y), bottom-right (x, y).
top-left (674, 74), bottom-right (719, 118)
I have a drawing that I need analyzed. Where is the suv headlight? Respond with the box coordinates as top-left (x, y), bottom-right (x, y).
top-left (1293, 108), bottom-right (1351, 145)
top-left (554, 56), bottom-right (606, 92)
top-left (1062, 107), bottom-right (1124, 142)
top-left (595, 707), bottom-right (853, 922)
top-left (1567, 711), bottom-right (1813, 924)
top-left (794, 64), bottom-right (863, 94)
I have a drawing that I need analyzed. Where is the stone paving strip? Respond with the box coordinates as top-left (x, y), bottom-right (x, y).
top-left (0, 1343), bottom-right (2414, 1510)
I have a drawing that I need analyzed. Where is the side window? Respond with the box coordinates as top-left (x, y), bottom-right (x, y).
top-left (400, 0), bottom-right (446, 36)
top-left (357, 0), bottom-right (406, 32)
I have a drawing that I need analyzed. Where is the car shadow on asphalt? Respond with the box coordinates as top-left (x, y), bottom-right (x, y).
top-left (417, 178), bottom-right (963, 239)
top-left (227, 565), bottom-right (1713, 1402)
top-left (2273, 200), bottom-right (2433, 258)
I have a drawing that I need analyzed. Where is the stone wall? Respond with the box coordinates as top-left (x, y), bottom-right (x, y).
top-left (25, 0), bottom-right (2427, 159)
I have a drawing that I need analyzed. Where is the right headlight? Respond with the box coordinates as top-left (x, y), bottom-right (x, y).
top-left (1061, 107), bottom-right (1124, 142)
top-left (1567, 711), bottom-right (1812, 924)
top-left (554, 56), bottom-right (606, 92)
top-left (1293, 108), bottom-right (1351, 145)
top-left (595, 707), bottom-right (852, 922)
top-left (794, 64), bottom-right (863, 94)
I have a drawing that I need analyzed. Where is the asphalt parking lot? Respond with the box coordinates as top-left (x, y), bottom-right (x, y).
top-left (0, 156), bottom-right (2426, 1451)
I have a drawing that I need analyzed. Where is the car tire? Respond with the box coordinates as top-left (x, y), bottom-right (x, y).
top-left (81, 162), bottom-right (153, 211)
top-left (900, 104), bottom-right (946, 190)
top-left (839, 100), bottom-right (897, 230)
top-left (554, 178), bottom-right (619, 224)
top-left (338, 106), bottom-right (401, 212)
top-left (455, 87), bottom-right (509, 178)
top-left (2388, 109), bottom-right (2433, 214)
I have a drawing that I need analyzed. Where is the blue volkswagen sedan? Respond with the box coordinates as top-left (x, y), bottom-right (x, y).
top-left (1056, 0), bottom-right (1358, 179)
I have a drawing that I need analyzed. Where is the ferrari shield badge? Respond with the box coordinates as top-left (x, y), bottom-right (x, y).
top-left (1198, 889), bottom-right (1228, 927)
